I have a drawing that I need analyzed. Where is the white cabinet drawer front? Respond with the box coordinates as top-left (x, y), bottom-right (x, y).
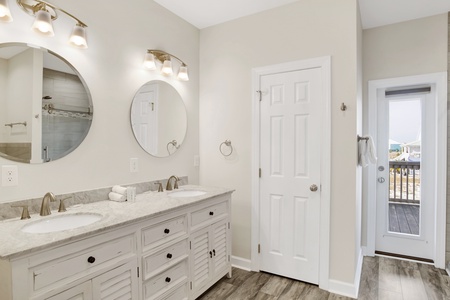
top-left (142, 215), bottom-right (187, 251)
top-left (155, 282), bottom-right (188, 300)
top-left (143, 239), bottom-right (189, 280)
top-left (143, 260), bottom-right (188, 300)
top-left (32, 235), bottom-right (135, 292)
top-left (191, 201), bottom-right (228, 229)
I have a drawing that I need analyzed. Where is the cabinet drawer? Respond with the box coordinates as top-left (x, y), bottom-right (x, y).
top-left (143, 239), bottom-right (189, 280)
top-left (191, 201), bottom-right (228, 229)
top-left (142, 215), bottom-right (187, 251)
top-left (31, 234), bottom-right (135, 292)
top-left (155, 282), bottom-right (188, 300)
top-left (143, 259), bottom-right (188, 300)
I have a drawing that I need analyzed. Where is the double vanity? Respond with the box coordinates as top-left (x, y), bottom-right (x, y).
top-left (0, 185), bottom-right (233, 300)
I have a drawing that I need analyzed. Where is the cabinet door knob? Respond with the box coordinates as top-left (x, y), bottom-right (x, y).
top-left (165, 277), bottom-right (171, 283)
top-left (164, 228), bottom-right (170, 234)
top-left (213, 249), bottom-right (216, 256)
top-left (87, 256), bottom-right (96, 264)
top-left (209, 211), bottom-right (214, 216)
top-left (167, 253), bottom-right (173, 259)
top-left (209, 251), bottom-right (213, 258)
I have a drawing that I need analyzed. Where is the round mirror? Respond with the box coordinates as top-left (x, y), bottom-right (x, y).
top-left (0, 43), bottom-right (93, 164)
top-left (131, 81), bottom-right (187, 158)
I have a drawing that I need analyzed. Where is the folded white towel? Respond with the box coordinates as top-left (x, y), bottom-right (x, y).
top-left (109, 192), bottom-right (127, 202)
top-left (112, 185), bottom-right (128, 195)
top-left (358, 136), bottom-right (377, 167)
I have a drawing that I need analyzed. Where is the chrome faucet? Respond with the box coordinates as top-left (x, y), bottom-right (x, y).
top-left (166, 175), bottom-right (179, 191)
top-left (40, 192), bottom-right (57, 216)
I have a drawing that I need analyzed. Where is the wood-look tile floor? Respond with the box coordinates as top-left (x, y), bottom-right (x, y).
top-left (197, 256), bottom-right (450, 300)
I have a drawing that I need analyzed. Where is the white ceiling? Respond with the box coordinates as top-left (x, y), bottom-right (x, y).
top-left (154, 0), bottom-right (450, 29)
top-left (359, 0), bottom-right (450, 29)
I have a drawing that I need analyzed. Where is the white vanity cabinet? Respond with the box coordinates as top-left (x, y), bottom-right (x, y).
top-left (139, 193), bottom-right (231, 300)
top-left (3, 228), bottom-right (139, 300)
top-left (0, 188), bottom-right (232, 300)
top-left (189, 199), bottom-right (231, 300)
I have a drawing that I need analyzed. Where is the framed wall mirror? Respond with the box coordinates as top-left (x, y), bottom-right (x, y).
top-left (131, 80), bottom-right (187, 158)
top-left (0, 43), bottom-right (93, 164)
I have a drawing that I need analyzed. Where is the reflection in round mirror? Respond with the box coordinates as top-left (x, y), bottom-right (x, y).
top-left (0, 43), bottom-right (93, 164)
top-left (131, 81), bottom-right (187, 158)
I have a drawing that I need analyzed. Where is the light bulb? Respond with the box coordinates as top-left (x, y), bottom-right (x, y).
top-left (0, 0), bottom-right (13, 22)
top-left (143, 52), bottom-right (156, 70)
top-left (161, 59), bottom-right (173, 76)
top-left (69, 24), bottom-right (88, 49)
top-left (32, 9), bottom-right (54, 37)
top-left (177, 65), bottom-right (189, 81)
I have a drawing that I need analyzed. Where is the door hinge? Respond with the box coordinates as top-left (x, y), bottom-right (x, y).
top-left (137, 267), bottom-right (140, 278)
top-left (258, 244), bottom-right (261, 254)
top-left (256, 90), bottom-right (262, 101)
top-left (228, 255), bottom-right (231, 262)
top-left (190, 241), bottom-right (192, 250)
top-left (228, 222), bottom-right (230, 229)
top-left (190, 282), bottom-right (193, 290)
top-left (259, 168), bottom-right (261, 178)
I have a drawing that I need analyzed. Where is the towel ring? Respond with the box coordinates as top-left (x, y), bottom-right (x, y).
top-left (219, 140), bottom-right (233, 157)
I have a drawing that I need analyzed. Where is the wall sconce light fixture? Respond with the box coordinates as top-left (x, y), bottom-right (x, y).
top-left (0, 0), bottom-right (88, 49)
top-left (144, 50), bottom-right (189, 81)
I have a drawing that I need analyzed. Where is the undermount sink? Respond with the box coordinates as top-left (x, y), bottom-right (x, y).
top-left (168, 190), bottom-right (207, 198)
top-left (21, 213), bottom-right (103, 233)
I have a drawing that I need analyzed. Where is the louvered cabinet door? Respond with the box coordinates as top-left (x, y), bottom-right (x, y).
top-left (211, 220), bottom-right (229, 278)
top-left (190, 226), bottom-right (212, 294)
top-left (92, 259), bottom-right (138, 300)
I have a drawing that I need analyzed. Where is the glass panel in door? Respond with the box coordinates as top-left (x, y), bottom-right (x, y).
top-left (388, 98), bottom-right (421, 236)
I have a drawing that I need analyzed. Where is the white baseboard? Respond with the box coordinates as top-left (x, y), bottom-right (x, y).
top-left (231, 256), bottom-right (252, 271)
top-left (328, 249), bottom-right (363, 298)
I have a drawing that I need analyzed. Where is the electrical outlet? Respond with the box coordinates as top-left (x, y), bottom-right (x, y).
top-left (130, 158), bottom-right (139, 173)
top-left (2, 165), bottom-right (18, 186)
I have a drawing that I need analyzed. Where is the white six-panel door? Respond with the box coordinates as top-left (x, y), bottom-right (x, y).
top-left (259, 67), bottom-right (322, 284)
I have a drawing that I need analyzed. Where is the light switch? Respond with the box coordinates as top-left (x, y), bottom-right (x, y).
top-left (130, 158), bottom-right (139, 173)
top-left (194, 155), bottom-right (200, 167)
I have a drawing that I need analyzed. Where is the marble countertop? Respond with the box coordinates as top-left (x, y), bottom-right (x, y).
top-left (0, 185), bottom-right (233, 260)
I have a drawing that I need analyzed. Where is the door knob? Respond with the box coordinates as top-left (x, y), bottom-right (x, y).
top-left (378, 177), bottom-right (385, 183)
top-left (310, 184), bottom-right (318, 192)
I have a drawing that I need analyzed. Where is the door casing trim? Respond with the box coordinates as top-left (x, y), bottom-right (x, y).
top-left (366, 72), bottom-right (447, 268)
top-left (251, 56), bottom-right (331, 290)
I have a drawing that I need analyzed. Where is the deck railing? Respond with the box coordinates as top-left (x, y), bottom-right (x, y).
top-left (389, 161), bottom-right (420, 204)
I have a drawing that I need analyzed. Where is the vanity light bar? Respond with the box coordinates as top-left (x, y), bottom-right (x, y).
top-left (144, 49), bottom-right (189, 81)
top-left (0, 0), bottom-right (88, 49)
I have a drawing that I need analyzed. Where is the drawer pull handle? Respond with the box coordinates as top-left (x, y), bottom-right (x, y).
top-left (87, 256), bottom-right (96, 264)
top-left (209, 251), bottom-right (213, 258)
top-left (209, 211), bottom-right (214, 216)
top-left (167, 253), bottom-right (173, 259)
top-left (165, 277), bottom-right (171, 283)
top-left (213, 249), bottom-right (216, 256)
top-left (164, 228), bottom-right (170, 234)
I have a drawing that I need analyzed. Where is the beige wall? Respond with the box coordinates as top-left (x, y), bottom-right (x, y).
top-left (0, 0), bottom-right (200, 202)
top-left (200, 0), bottom-right (361, 284)
top-left (362, 14), bottom-right (448, 248)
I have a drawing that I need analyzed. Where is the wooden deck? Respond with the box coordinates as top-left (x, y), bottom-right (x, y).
top-left (389, 203), bottom-right (420, 235)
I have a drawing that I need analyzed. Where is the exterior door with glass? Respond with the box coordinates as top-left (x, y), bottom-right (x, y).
top-left (375, 88), bottom-right (435, 260)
